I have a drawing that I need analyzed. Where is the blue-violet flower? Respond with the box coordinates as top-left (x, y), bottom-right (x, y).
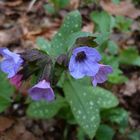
top-left (0, 48), bottom-right (23, 78)
top-left (28, 80), bottom-right (55, 101)
top-left (91, 64), bottom-right (113, 86)
top-left (69, 46), bottom-right (101, 79)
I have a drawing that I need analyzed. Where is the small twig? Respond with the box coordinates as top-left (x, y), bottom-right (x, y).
top-left (27, 0), bottom-right (37, 12)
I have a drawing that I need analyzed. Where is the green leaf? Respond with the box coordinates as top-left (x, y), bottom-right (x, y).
top-left (27, 95), bottom-right (66, 119)
top-left (95, 32), bottom-right (110, 46)
top-left (58, 105), bottom-right (76, 124)
top-left (63, 75), bottom-right (118, 138)
top-left (114, 16), bottom-right (132, 32)
top-left (90, 11), bottom-right (113, 33)
top-left (50, 0), bottom-right (70, 8)
top-left (90, 87), bottom-right (119, 109)
top-left (0, 72), bottom-right (14, 112)
top-left (51, 10), bottom-right (82, 57)
top-left (101, 55), bottom-right (128, 84)
top-left (0, 72), bottom-right (14, 98)
top-left (36, 12), bottom-right (98, 58)
top-left (108, 41), bottom-right (118, 55)
top-left (77, 128), bottom-right (86, 140)
top-left (119, 47), bottom-right (140, 66)
top-left (102, 108), bottom-right (129, 133)
top-left (66, 32), bottom-right (95, 51)
top-left (108, 69), bottom-right (128, 84)
top-left (95, 124), bottom-right (115, 140)
top-left (44, 4), bottom-right (55, 14)
top-left (102, 55), bottom-right (119, 69)
top-left (63, 75), bottom-right (100, 138)
top-left (128, 131), bottom-right (140, 140)
top-left (36, 37), bottom-right (51, 55)
top-left (109, 108), bottom-right (128, 127)
top-left (0, 96), bottom-right (11, 112)
top-left (112, 0), bottom-right (120, 4)
top-left (57, 72), bottom-right (66, 88)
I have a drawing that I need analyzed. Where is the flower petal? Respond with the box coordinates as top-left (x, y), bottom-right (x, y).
top-left (92, 65), bottom-right (113, 86)
top-left (33, 80), bottom-right (51, 89)
top-left (9, 74), bottom-right (23, 88)
top-left (0, 59), bottom-right (16, 78)
top-left (69, 55), bottom-right (85, 79)
top-left (0, 48), bottom-right (23, 78)
top-left (28, 88), bottom-right (44, 101)
top-left (44, 89), bottom-right (55, 101)
top-left (85, 47), bottom-right (101, 62)
top-left (82, 60), bottom-right (99, 76)
top-left (28, 80), bottom-right (55, 101)
top-left (73, 46), bottom-right (101, 61)
top-left (70, 63), bottom-right (85, 79)
top-left (69, 46), bottom-right (102, 79)
top-left (0, 48), bottom-right (9, 58)
top-left (0, 48), bottom-right (15, 59)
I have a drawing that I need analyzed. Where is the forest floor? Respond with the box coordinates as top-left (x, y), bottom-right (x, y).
top-left (0, 0), bottom-right (140, 140)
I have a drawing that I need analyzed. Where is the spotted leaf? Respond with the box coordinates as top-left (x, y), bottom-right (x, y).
top-left (88, 87), bottom-right (119, 109)
top-left (63, 75), bottom-right (100, 139)
top-left (26, 95), bottom-right (66, 119)
top-left (51, 10), bottom-right (82, 57)
top-left (63, 75), bottom-right (118, 138)
top-left (36, 37), bottom-right (51, 55)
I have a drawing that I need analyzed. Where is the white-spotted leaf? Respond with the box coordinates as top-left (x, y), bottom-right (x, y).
top-left (51, 10), bottom-right (82, 57)
top-left (88, 87), bottom-right (119, 109)
top-left (36, 37), bottom-right (52, 55)
top-left (27, 96), bottom-right (66, 119)
top-left (63, 75), bottom-right (100, 139)
top-left (63, 75), bottom-right (118, 138)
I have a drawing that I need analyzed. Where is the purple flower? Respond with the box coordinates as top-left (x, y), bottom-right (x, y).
top-left (69, 46), bottom-right (101, 79)
top-left (0, 48), bottom-right (23, 78)
top-left (91, 64), bottom-right (113, 86)
top-left (9, 74), bottom-right (23, 89)
top-left (28, 80), bottom-right (55, 101)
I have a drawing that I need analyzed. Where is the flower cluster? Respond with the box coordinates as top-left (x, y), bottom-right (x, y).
top-left (0, 48), bottom-right (54, 102)
top-left (69, 46), bottom-right (113, 86)
top-left (0, 46), bottom-right (112, 102)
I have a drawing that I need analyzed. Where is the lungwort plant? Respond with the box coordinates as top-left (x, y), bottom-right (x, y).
top-left (0, 11), bottom-right (119, 139)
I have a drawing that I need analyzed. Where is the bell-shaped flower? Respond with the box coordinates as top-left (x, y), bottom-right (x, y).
top-left (91, 64), bottom-right (113, 86)
top-left (28, 80), bottom-right (55, 101)
top-left (69, 46), bottom-right (101, 79)
top-left (0, 48), bottom-right (23, 78)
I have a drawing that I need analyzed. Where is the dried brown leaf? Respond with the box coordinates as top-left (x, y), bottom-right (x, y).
top-left (0, 120), bottom-right (38, 140)
top-left (0, 25), bottom-right (24, 46)
top-left (82, 22), bottom-right (94, 33)
top-left (100, 0), bottom-right (140, 19)
top-left (0, 117), bottom-right (14, 133)
top-left (120, 74), bottom-right (140, 96)
top-left (0, 0), bottom-right (23, 7)
top-left (69, 0), bottom-right (80, 9)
